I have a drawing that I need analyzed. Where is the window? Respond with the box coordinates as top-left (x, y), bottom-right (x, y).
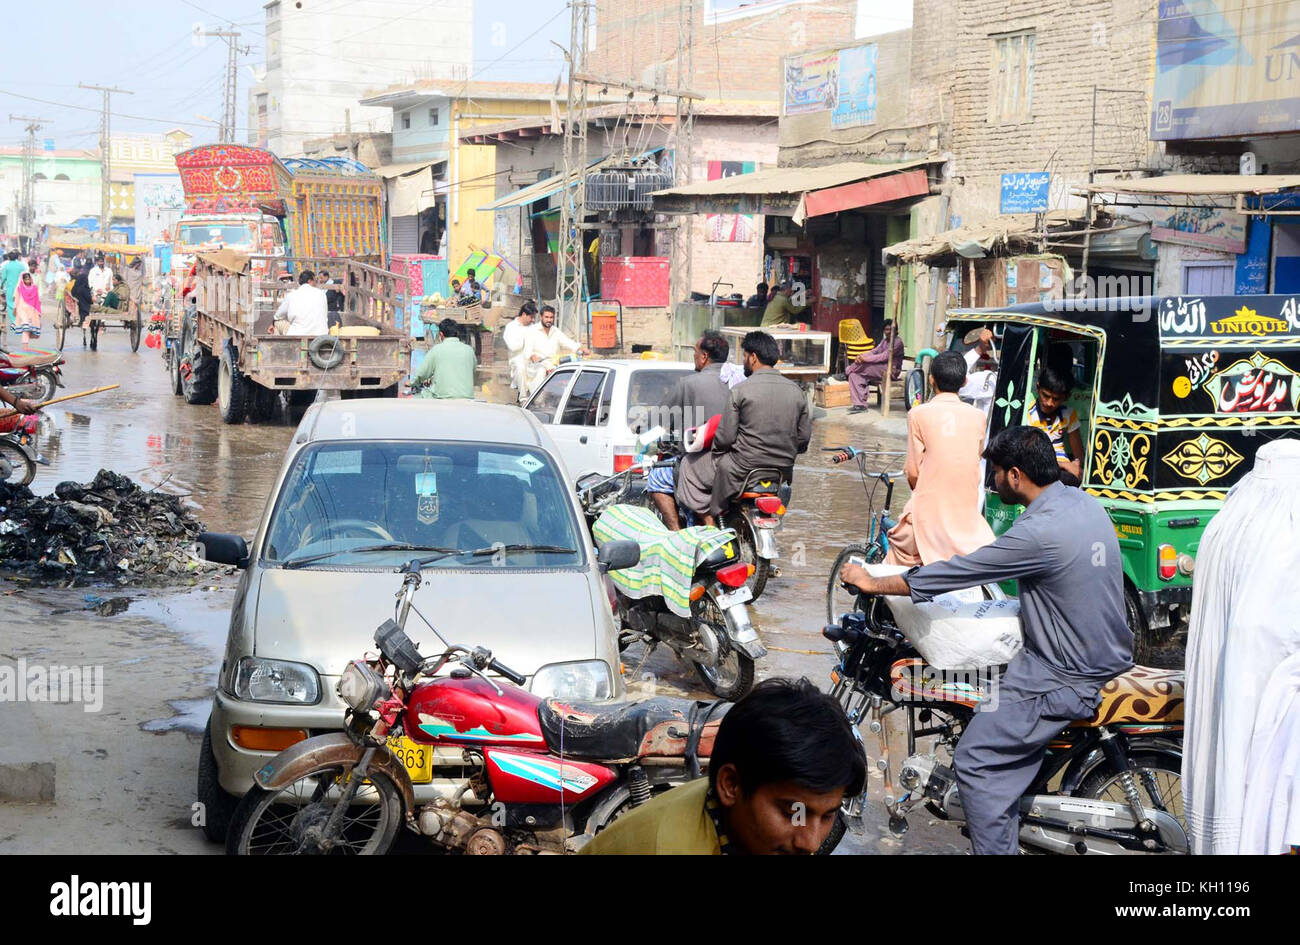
top-left (626, 369), bottom-right (693, 433)
top-left (990, 30), bottom-right (1035, 123)
top-left (401, 111), bottom-right (411, 130)
top-left (429, 107), bottom-right (439, 126)
top-left (560, 370), bottom-right (608, 426)
top-left (526, 370), bottom-right (575, 424)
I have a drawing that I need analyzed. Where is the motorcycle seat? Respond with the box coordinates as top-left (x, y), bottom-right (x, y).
top-left (738, 468), bottom-right (785, 496)
top-left (537, 696), bottom-right (727, 761)
top-left (1071, 665), bottom-right (1185, 728)
top-left (2, 351), bottom-right (60, 369)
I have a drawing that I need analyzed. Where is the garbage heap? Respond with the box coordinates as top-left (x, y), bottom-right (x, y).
top-left (0, 469), bottom-right (223, 580)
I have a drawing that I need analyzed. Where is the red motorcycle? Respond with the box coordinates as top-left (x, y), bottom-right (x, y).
top-left (226, 557), bottom-right (724, 855)
top-left (0, 410), bottom-right (43, 486)
top-left (0, 348), bottom-right (64, 404)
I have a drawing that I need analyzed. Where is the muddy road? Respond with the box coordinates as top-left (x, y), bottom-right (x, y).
top-left (1, 338), bottom-right (968, 853)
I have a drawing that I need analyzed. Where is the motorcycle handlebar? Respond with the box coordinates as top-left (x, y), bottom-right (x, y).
top-left (488, 658), bottom-right (528, 687)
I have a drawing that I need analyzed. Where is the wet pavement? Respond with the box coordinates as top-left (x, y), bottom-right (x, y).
top-left (1, 336), bottom-right (971, 853)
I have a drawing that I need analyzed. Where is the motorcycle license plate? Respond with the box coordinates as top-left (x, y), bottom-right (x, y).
top-left (715, 586), bottom-right (753, 608)
top-left (387, 735), bottom-right (434, 784)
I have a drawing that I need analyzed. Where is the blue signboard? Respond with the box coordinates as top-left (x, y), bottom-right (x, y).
top-left (43, 138), bottom-right (53, 151)
top-left (999, 172), bottom-right (1051, 214)
top-left (831, 44), bottom-right (878, 129)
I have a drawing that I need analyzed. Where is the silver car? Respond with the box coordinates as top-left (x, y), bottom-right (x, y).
top-left (195, 399), bottom-right (627, 842)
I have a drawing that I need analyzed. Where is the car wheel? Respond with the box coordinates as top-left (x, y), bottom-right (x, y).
top-left (197, 720), bottom-right (239, 843)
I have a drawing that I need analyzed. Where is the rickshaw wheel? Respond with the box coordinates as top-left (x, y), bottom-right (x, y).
top-left (55, 325), bottom-right (66, 351)
top-left (129, 314), bottom-right (142, 352)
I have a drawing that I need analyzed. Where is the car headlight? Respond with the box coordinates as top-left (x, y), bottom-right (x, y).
top-left (338, 660), bottom-right (389, 711)
top-left (530, 660), bottom-right (613, 701)
top-left (234, 656), bottom-right (321, 704)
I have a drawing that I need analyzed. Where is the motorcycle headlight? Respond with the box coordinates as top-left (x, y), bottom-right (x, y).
top-left (530, 660), bottom-right (613, 701)
top-left (234, 656), bottom-right (321, 704)
top-left (337, 660), bottom-right (390, 712)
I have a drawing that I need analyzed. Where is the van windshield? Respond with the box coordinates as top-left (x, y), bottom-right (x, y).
top-left (263, 441), bottom-right (585, 569)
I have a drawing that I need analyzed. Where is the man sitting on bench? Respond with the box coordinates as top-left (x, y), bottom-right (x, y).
top-left (847, 319), bottom-right (904, 414)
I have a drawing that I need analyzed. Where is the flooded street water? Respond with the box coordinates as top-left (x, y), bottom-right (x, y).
top-left (2, 337), bottom-right (971, 853)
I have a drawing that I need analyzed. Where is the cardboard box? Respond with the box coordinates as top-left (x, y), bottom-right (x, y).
top-left (815, 380), bottom-right (852, 408)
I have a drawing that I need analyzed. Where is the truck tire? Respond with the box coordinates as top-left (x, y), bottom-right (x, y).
top-left (246, 384), bottom-right (279, 422)
top-left (308, 334), bottom-right (345, 370)
top-left (181, 317), bottom-right (218, 405)
top-left (218, 342), bottom-right (248, 424)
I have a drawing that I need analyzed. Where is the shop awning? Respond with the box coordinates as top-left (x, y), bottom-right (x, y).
top-left (1080, 174), bottom-right (1300, 197)
top-left (651, 160), bottom-right (935, 218)
top-left (479, 148), bottom-right (663, 212)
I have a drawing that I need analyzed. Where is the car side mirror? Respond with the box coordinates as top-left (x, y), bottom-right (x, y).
top-left (200, 532), bottom-right (249, 569)
top-left (597, 540), bottom-right (640, 574)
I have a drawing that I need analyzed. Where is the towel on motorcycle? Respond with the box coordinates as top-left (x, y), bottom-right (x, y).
top-left (867, 563), bottom-right (1023, 670)
top-left (593, 504), bottom-right (736, 618)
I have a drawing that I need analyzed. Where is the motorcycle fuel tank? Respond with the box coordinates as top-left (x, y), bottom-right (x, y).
top-left (484, 748), bottom-right (617, 805)
top-left (404, 676), bottom-right (548, 749)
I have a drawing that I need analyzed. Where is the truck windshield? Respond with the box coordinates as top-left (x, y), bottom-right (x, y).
top-left (263, 440), bottom-right (585, 570)
top-left (179, 224), bottom-right (253, 247)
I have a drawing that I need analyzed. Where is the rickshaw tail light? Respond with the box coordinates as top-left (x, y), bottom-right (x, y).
top-left (1157, 544), bottom-right (1177, 581)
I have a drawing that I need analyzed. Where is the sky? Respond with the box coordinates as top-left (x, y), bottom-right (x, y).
top-left (0, 0), bottom-right (571, 151)
top-left (0, 0), bottom-right (911, 152)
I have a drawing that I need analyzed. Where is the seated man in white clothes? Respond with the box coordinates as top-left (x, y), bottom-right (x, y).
top-left (273, 269), bottom-right (330, 337)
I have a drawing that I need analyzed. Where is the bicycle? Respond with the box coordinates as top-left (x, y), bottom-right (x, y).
top-left (824, 445), bottom-right (906, 625)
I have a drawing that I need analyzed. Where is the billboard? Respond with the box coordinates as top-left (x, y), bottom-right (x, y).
top-left (784, 44), bottom-right (879, 129)
top-left (1152, 0), bottom-right (1300, 140)
top-left (783, 50), bottom-right (837, 115)
top-left (134, 173), bottom-right (185, 247)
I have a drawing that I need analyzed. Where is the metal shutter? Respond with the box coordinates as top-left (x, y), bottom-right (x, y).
top-left (390, 215), bottom-right (418, 255)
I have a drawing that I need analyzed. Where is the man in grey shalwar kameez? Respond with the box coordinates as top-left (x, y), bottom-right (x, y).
top-left (701, 331), bottom-right (811, 523)
top-left (840, 426), bottom-right (1132, 854)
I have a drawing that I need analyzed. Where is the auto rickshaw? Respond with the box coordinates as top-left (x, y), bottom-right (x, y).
top-left (943, 294), bottom-right (1300, 662)
top-left (50, 241), bottom-right (147, 352)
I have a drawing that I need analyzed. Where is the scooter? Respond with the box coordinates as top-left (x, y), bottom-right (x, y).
top-left (0, 348), bottom-right (64, 403)
top-left (577, 454), bottom-right (767, 700)
top-left (225, 557), bottom-right (727, 855)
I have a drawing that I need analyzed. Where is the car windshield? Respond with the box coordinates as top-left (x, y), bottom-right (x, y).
top-left (179, 224), bottom-right (254, 248)
top-left (627, 369), bottom-right (693, 433)
top-left (263, 441), bottom-right (585, 569)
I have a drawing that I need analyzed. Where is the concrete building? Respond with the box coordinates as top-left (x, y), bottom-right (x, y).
top-left (466, 100), bottom-right (781, 350)
top-left (251, 0), bottom-right (473, 158)
top-left (111, 130), bottom-right (193, 245)
top-left (358, 80), bottom-right (556, 271)
top-left (0, 147), bottom-right (101, 240)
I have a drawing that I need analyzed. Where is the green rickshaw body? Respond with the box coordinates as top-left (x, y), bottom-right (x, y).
top-left (947, 295), bottom-right (1300, 634)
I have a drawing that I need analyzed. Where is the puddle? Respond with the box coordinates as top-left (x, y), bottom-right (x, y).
top-left (141, 697), bottom-right (211, 734)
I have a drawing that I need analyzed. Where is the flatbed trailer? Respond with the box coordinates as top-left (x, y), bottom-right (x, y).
top-left (172, 253), bottom-right (411, 424)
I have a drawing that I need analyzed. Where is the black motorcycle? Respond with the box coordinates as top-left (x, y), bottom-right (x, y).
top-left (823, 588), bottom-right (1188, 855)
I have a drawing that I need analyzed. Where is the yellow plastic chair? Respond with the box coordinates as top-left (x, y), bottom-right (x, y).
top-left (837, 318), bottom-right (874, 373)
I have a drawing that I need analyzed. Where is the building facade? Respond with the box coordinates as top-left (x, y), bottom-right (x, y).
top-left (252, 0), bottom-right (474, 158)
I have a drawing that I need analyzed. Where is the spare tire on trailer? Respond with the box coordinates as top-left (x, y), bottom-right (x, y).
top-left (308, 334), bottom-right (345, 370)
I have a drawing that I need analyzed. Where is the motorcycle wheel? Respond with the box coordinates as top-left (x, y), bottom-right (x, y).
top-left (0, 439), bottom-right (36, 486)
top-left (1076, 751), bottom-right (1184, 829)
top-left (226, 762), bottom-right (403, 856)
top-left (690, 594), bottom-right (755, 700)
top-left (826, 542), bottom-right (882, 626)
top-left (724, 510), bottom-right (769, 601)
top-left (32, 369), bottom-right (58, 404)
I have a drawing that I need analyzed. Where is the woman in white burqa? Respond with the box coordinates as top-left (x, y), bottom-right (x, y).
top-left (1183, 438), bottom-right (1300, 855)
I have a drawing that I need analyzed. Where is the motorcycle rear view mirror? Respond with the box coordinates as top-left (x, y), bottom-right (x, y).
top-left (199, 532), bottom-right (249, 569)
top-left (597, 540), bottom-right (640, 574)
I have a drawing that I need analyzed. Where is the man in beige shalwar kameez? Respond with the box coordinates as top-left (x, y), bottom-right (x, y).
top-left (886, 351), bottom-right (995, 566)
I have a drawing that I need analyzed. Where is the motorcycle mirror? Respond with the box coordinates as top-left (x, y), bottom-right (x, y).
top-left (199, 531), bottom-right (249, 569)
top-left (597, 539), bottom-right (640, 574)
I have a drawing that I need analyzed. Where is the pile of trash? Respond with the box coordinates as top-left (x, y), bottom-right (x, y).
top-left (0, 469), bottom-right (227, 582)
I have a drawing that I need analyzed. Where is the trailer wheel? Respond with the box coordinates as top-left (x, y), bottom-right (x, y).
top-left (218, 342), bottom-right (248, 424)
top-left (181, 316), bottom-right (217, 405)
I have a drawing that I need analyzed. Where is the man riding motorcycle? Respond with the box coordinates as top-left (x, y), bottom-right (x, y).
top-left (702, 331), bottom-right (810, 527)
top-left (839, 425), bottom-right (1133, 855)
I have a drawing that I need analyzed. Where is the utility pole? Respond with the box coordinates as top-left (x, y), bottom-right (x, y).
top-left (557, 0), bottom-right (592, 339)
top-left (204, 30), bottom-right (251, 143)
top-left (79, 83), bottom-right (133, 241)
top-left (9, 115), bottom-right (48, 246)
top-left (671, 0), bottom-right (696, 332)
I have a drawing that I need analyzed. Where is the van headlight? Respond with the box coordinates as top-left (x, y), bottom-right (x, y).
top-left (234, 657), bottom-right (321, 704)
top-left (530, 660), bottom-right (613, 701)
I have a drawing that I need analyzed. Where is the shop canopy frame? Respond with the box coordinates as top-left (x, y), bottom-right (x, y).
top-left (479, 147), bottom-right (665, 213)
top-left (649, 159), bottom-right (940, 220)
top-left (1077, 174), bottom-right (1300, 216)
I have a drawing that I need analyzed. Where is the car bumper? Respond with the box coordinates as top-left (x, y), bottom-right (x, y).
top-left (210, 685), bottom-right (347, 797)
